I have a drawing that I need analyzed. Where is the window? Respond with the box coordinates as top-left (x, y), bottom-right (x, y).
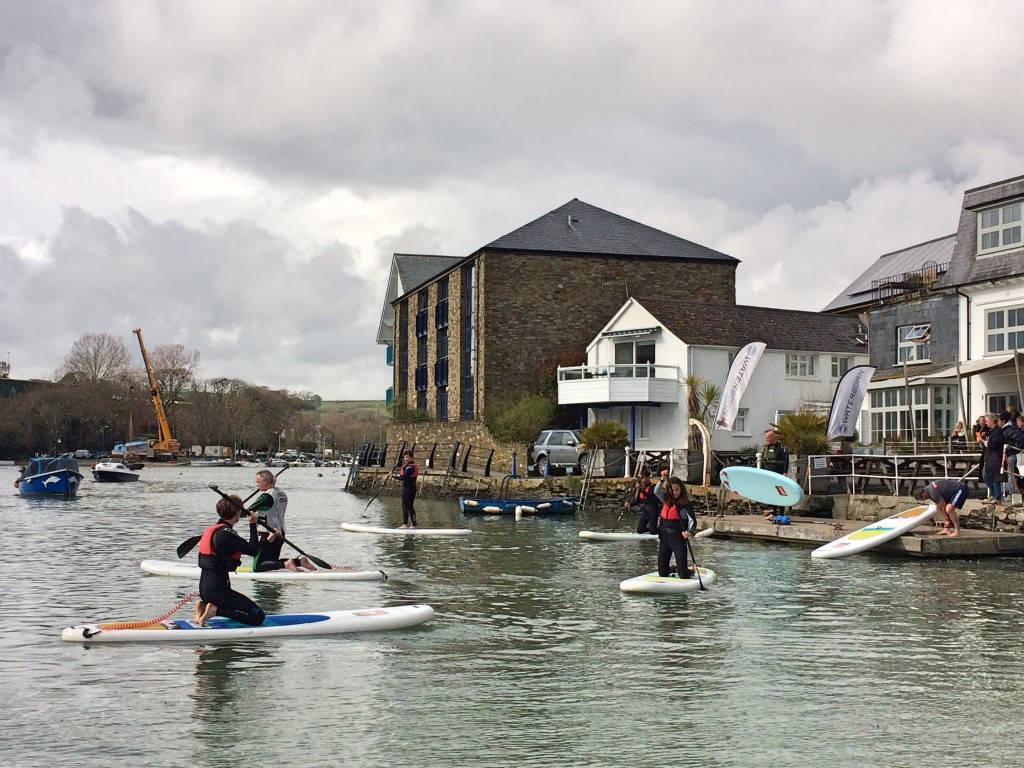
top-left (987, 393), bottom-right (1021, 414)
top-left (978, 202), bottom-right (1023, 255)
top-left (897, 325), bottom-right (930, 364)
top-left (831, 356), bottom-right (852, 379)
top-left (733, 408), bottom-right (749, 435)
top-left (613, 340), bottom-right (656, 377)
top-left (867, 385), bottom-right (954, 442)
top-left (986, 306), bottom-right (1024, 353)
top-left (785, 354), bottom-right (816, 378)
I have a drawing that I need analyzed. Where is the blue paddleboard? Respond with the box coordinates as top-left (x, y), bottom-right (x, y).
top-left (719, 466), bottom-right (803, 507)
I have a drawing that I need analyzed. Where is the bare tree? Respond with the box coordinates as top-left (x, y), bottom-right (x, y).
top-left (147, 343), bottom-right (201, 423)
top-left (56, 333), bottom-right (132, 382)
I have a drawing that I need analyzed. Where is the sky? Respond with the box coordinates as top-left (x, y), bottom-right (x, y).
top-left (4, 0), bottom-right (1024, 400)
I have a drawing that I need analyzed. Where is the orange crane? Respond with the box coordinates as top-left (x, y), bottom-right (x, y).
top-left (132, 328), bottom-right (181, 458)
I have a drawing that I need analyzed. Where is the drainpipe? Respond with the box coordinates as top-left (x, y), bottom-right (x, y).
top-left (955, 288), bottom-right (971, 422)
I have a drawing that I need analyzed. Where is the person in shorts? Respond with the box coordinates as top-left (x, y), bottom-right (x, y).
top-left (915, 478), bottom-right (968, 538)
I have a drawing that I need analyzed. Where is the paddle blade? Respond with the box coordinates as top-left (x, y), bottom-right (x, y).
top-left (176, 535), bottom-right (201, 559)
top-left (307, 554), bottom-right (334, 569)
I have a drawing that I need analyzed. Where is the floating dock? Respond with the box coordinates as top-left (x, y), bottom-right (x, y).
top-left (698, 514), bottom-right (1024, 558)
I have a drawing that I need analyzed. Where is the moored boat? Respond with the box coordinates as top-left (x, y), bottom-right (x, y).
top-left (459, 496), bottom-right (578, 515)
top-left (15, 454), bottom-right (84, 497)
top-left (91, 460), bottom-right (140, 483)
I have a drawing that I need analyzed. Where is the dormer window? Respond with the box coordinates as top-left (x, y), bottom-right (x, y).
top-left (897, 324), bottom-right (931, 364)
top-left (978, 202), bottom-right (1022, 255)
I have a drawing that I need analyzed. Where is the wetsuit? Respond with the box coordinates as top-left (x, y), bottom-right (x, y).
top-left (197, 519), bottom-right (266, 625)
top-left (655, 484), bottom-right (697, 578)
top-left (249, 486), bottom-right (289, 572)
top-left (630, 483), bottom-right (661, 535)
top-left (395, 460), bottom-right (419, 526)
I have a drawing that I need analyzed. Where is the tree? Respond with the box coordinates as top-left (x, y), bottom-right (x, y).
top-left (56, 333), bottom-right (131, 382)
top-left (147, 343), bottom-right (200, 424)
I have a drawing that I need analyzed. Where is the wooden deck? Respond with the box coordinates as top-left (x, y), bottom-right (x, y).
top-left (698, 513), bottom-right (1024, 558)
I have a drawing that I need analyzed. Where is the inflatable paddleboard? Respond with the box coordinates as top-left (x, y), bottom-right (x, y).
top-left (811, 504), bottom-right (937, 559)
top-left (140, 560), bottom-right (387, 582)
top-left (719, 466), bottom-right (803, 507)
top-left (579, 531), bottom-right (658, 542)
top-left (619, 568), bottom-right (717, 594)
top-left (340, 522), bottom-right (472, 536)
top-left (61, 604), bottom-right (434, 643)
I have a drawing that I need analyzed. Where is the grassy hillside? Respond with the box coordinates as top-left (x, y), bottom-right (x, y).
top-left (320, 400), bottom-right (388, 415)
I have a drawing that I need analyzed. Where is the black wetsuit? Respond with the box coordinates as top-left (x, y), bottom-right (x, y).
top-left (630, 483), bottom-right (661, 535)
top-left (656, 493), bottom-right (697, 578)
top-left (395, 461), bottom-right (419, 526)
top-left (197, 520), bottom-right (266, 626)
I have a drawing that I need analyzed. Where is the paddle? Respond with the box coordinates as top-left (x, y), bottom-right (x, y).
top-left (685, 536), bottom-right (707, 591)
top-left (175, 466), bottom-right (290, 559)
top-left (207, 484), bottom-right (335, 569)
top-left (363, 452), bottom-right (404, 510)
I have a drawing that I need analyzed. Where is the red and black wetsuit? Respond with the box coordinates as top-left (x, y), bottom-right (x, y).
top-left (630, 483), bottom-right (661, 535)
top-left (197, 519), bottom-right (266, 626)
top-left (656, 494), bottom-right (697, 578)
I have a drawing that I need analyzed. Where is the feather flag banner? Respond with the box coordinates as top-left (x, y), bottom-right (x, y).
top-left (827, 365), bottom-right (875, 439)
top-left (713, 341), bottom-right (766, 431)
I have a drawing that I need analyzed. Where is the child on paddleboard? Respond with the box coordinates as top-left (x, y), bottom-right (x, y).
top-left (654, 473), bottom-right (697, 578)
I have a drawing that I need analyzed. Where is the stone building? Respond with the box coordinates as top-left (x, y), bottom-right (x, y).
top-left (379, 199), bottom-right (740, 447)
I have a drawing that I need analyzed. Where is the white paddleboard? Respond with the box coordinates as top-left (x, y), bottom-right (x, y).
top-left (619, 567), bottom-right (717, 594)
top-left (140, 559), bottom-right (387, 582)
top-left (340, 522), bottom-right (472, 536)
top-left (579, 531), bottom-right (658, 541)
top-left (811, 504), bottom-right (937, 559)
top-left (719, 466), bottom-right (803, 507)
top-left (62, 604), bottom-right (434, 643)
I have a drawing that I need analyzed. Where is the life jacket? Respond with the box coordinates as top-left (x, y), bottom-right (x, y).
top-left (197, 521), bottom-right (242, 572)
top-left (401, 462), bottom-right (419, 481)
top-left (637, 484), bottom-right (659, 512)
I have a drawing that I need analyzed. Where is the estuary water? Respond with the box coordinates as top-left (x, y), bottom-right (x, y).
top-left (2, 463), bottom-right (1023, 768)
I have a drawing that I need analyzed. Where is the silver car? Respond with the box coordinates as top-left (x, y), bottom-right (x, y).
top-left (531, 429), bottom-right (590, 475)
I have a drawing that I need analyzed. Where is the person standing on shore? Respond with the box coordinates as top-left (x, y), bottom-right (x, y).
top-left (393, 451), bottom-right (419, 528)
top-left (760, 430), bottom-right (790, 519)
top-left (982, 413), bottom-right (1006, 504)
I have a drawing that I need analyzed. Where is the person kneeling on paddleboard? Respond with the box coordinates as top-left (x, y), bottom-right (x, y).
top-left (915, 479), bottom-right (967, 538)
top-left (194, 495), bottom-right (269, 626)
top-left (248, 469), bottom-right (315, 572)
top-left (654, 472), bottom-right (697, 578)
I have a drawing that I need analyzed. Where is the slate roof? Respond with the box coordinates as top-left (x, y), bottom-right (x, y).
top-left (638, 298), bottom-right (864, 354)
top-left (394, 253), bottom-right (465, 294)
top-left (821, 235), bottom-right (955, 313)
top-left (941, 175), bottom-right (1024, 287)
top-left (483, 199), bottom-right (739, 263)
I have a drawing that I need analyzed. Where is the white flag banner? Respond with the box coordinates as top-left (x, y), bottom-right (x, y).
top-left (827, 365), bottom-right (876, 439)
top-left (713, 341), bottom-right (766, 431)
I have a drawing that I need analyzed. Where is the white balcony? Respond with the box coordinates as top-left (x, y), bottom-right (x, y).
top-left (557, 364), bottom-right (681, 405)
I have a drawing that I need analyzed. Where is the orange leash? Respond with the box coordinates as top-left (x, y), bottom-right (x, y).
top-left (97, 591), bottom-right (199, 631)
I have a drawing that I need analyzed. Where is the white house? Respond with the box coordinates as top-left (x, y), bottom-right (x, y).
top-left (557, 297), bottom-right (868, 454)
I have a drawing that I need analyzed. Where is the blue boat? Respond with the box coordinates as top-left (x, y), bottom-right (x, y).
top-left (15, 454), bottom-right (84, 497)
top-left (459, 496), bottom-right (578, 515)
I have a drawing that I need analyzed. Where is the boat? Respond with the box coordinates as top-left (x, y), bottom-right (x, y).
top-left (61, 603), bottom-right (434, 643)
top-left (91, 460), bottom-right (140, 483)
top-left (189, 458), bottom-right (242, 467)
top-left (459, 496), bottom-right (578, 514)
top-left (140, 559), bottom-right (388, 581)
top-left (15, 454), bottom-right (84, 497)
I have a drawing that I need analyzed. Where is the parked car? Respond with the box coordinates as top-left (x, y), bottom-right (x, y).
top-left (530, 429), bottom-right (589, 475)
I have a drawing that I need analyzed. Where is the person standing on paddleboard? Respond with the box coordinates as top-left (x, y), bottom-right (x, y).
top-left (194, 495), bottom-right (269, 626)
top-left (625, 471), bottom-right (660, 535)
top-left (249, 469), bottom-right (316, 572)
top-left (915, 478), bottom-right (968, 538)
top-left (654, 472), bottom-right (697, 578)
top-left (760, 430), bottom-right (790, 520)
top-left (393, 451), bottom-right (419, 528)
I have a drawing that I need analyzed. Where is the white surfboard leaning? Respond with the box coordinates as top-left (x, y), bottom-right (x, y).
top-left (140, 559), bottom-right (387, 582)
top-left (579, 530), bottom-right (658, 542)
top-left (719, 466), bottom-right (803, 507)
top-left (811, 504), bottom-right (937, 559)
top-left (61, 604), bottom-right (434, 643)
top-left (619, 567), bottom-right (717, 594)
top-left (340, 522), bottom-right (472, 536)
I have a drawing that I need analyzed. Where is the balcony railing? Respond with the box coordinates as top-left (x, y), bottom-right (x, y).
top-left (557, 364), bottom-right (677, 381)
top-left (557, 364), bottom-right (680, 405)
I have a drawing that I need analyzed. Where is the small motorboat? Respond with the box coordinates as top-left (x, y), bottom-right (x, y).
top-left (15, 454), bottom-right (84, 496)
top-left (91, 460), bottom-right (140, 483)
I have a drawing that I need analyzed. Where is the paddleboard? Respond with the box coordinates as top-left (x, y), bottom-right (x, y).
top-left (340, 522), bottom-right (472, 536)
top-left (811, 504), bottom-right (937, 559)
top-left (619, 568), bottom-right (717, 594)
top-left (62, 603), bottom-right (434, 643)
top-left (579, 531), bottom-right (658, 541)
top-left (140, 560), bottom-right (387, 582)
top-left (719, 466), bottom-right (803, 507)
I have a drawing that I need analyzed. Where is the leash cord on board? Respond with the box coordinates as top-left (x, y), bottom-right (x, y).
top-left (86, 591), bottom-right (199, 636)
